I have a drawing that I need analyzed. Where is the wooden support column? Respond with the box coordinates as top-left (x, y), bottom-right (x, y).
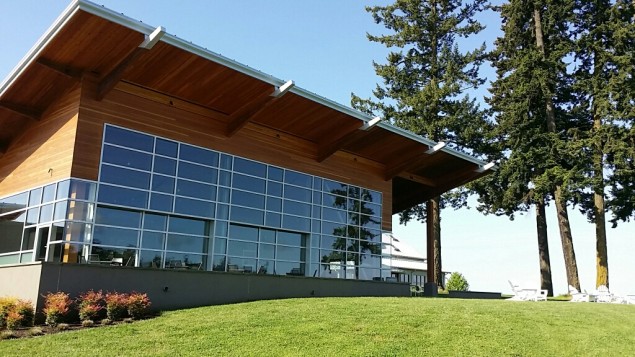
top-left (426, 200), bottom-right (435, 285)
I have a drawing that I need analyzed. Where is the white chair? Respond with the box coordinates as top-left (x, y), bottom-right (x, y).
top-left (508, 280), bottom-right (547, 301)
top-left (595, 285), bottom-right (613, 303)
top-left (569, 285), bottom-right (591, 302)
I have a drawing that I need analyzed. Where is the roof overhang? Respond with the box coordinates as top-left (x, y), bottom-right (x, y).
top-left (0, 0), bottom-right (495, 214)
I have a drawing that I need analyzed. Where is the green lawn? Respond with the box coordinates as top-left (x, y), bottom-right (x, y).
top-left (1, 297), bottom-right (634, 356)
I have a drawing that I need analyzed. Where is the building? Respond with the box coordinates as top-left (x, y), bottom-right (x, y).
top-left (382, 233), bottom-right (449, 287)
top-left (0, 0), bottom-right (491, 310)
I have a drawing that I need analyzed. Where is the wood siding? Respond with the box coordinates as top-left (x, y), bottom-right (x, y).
top-left (74, 78), bottom-right (393, 230)
top-left (0, 85), bottom-right (81, 197)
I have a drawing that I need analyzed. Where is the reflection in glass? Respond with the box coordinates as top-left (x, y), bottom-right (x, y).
top-left (105, 125), bottom-right (154, 152)
top-left (155, 138), bottom-right (178, 158)
top-left (100, 165), bottom-right (150, 190)
top-left (102, 145), bottom-right (152, 171)
top-left (98, 185), bottom-right (148, 209)
top-left (139, 250), bottom-right (163, 268)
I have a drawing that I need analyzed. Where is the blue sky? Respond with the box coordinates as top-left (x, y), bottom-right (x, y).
top-left (1, 0), bottom-right (633, 295)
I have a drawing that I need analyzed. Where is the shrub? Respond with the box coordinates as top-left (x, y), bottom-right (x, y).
top-left (126, 292), bottom-right (151, 319)
top-left (0, 298), bottom-right (34, 329)
top-left (57, 323), bottom-right (70, 331)
top-left (81, 319), bottom-right (95, 327)
top-left (446, 272), bottom-right (470, 291)
top-left (77, 290), bottom-right (104, 322)
top-left (105, 292), bottom-right (129, 320)
top-left (42, 292), bottom-right (72, 327)
top-left (0, 296), bottom-right (17, 328)
top-left (100, 318), bottom-right (112, 326)
top-left (13, 299), bottom-right (34, 327)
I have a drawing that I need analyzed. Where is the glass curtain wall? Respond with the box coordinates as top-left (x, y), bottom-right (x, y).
top-left (0, 124), bottom-right (388, 280)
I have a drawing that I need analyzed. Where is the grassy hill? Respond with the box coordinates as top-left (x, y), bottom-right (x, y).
top-left (1, 297), bottom-right (634, 356)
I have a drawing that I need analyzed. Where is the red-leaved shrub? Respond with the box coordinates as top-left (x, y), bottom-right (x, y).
top-left (42, 292), bottom-right (72, 327)
top-left (77, 290), bottom-right (104, 322)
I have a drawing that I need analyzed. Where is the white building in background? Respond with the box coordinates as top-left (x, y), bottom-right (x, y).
top-left (382, 233), bottom-right (449, 286)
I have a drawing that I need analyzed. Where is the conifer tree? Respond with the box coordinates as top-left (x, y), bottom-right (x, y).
top-left (571, 0), bottom-right (635, 288)
top-left (483, 0), bottom-right (581, 292)
top-left (352, 0), bottom-right (489, 288)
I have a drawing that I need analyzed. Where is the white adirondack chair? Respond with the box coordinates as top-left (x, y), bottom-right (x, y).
top-left (569, 285), bottom-right (591, 302)
top-left (595, 285), bottom-right (613, 303)
top-left (508, 280), bottom-right (547, 301)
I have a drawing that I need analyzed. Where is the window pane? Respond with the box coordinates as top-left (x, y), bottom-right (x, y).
top-left (176, 179), bottom-right (215, 200)
top-left (152, 175), bottom-right (175, 194)
top-left (277, 261), bottom-right (305, 276)
top-left (219, 170), bottom-right (231, 187)
top-left (139, 250), bottom-right (163, 268)
top-left (143, 213), bottom-right (167, 231)
top-left (69, 180), bottom-right (97, 201)
top-left (93, 226), bottom-right (138, 247)
top-left (285, 171), bottom-right (311, 188)
top-left (234, 158), bottom-right (266, 177)
top-left (265, 212), bottom-right (281, 228)
top-left (231, 190), bottom-right (264, 209)
top-left (0, 212), bottom-right (25, 253)
top-left (214, 238), bottom-right (227, 254)
top-left (178, 162), bottom-right (217, 184)
top-left (276, 246), bottom-right (305, 262)
top-left (150, 193), bottom-right (173, 212)
top-left (168, 216), bottom-right (207, 236)
top-left (153, 156), bottom-right (177, 176)
top-left (323, 180), bottom-right (347, 195)
top-left (179, 144), bottom-right (218, 166)
top-left (283, 200), bottom-right (311, 217)
top-left (282, 215), bottom-right (310, 232)
top-left (174, 197), bottom-right (214, 218)
top-left (56, 180), bottom-right (70, 200)
top-left (284, 186), bottom-right (311, 202)
top-left (257, 260), bottom-right (274, 274)
top-left (217, 204), bottom-right (229, 220)
top-left (361, 203), bottom-right (381, 218)
top-left (102, 145), bottom-right (152, 171)
top-left (323, 207), bottom-right (347, 223)
top-left (227, 240), bottom-right (257, 258)
top-left (267, 182), bottom-right (282, 197)
top-left (232, 174), bottom-right (265, 193)
top-left (100, 165), bottom-right (150, 190)
top-left (220, 154), bottom-right (232, 170)
top-left (66, 201), bottom-right (94, 221)
top-left (29, 188), bottom-right (42, 206)
top-left (165, 252), bottom-right (206, 270)
top-left (363, 190), bottom-right (382, 204)
top-left (229, 224), bottom-right (258, 242)
top-left (227, 257), bottom-right (256, 273)
top-left (215, 221), bottom-right (228, 237)
top-left (322, 222), bottom-right (347, 237)
top-left (90, 246), bottom-right (137, 265)
top-left (260, 229), bottom-right (275, 243)
top-left (166, 233), bottom-right (207, 253)
top-left (217, 187), bottom-right (230, 203)
top-left (39, 204), bottom-right (54, 222)
top-left (323, 193), bottom-right (347, 209)
top-left (95, 207), bottom-right (141, 228)
top-left (42, 184), bottom-right (56, 203)
top-left (62, 222), bottom-right (92, 243)
top-left (259, 243), bottom-right (275, 259)
top-left (98, 185), bottom-right (148, 209)
top-left (212, 255), bottom-right (226, 271)
top-left (155, 138), bottom-right (178, 157)
top-left (54, 201), bottom-right (67, 221)
top-left (278, 231), bottom-right (304, 246)
top-left (268, 166), bottom-right (283, 181)
top-left (230, 206), bottom-right (263, 225)
top-left (266, 197), bottom-right (282, 212)
top-left (141, 231), bottom-right (165, 250)
top-left (105, 126), bottom-right (153, 152)
top-left (1, 192), bottom-right (28, 207)
top-left (26, 208), bottom-right (39, 225)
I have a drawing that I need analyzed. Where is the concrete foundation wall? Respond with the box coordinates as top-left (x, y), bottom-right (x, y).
top-left (2, 263), bottom-right (409, 312)
top-left (0, 263), bottom-right (43, 308)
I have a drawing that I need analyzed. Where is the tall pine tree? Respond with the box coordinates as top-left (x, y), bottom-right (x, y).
top-left (352, 0), bottom-right (489, 288)
top-left (571, 0), bottom-right (635, 288)
top-left (484, 0), bottom-right (581, 292)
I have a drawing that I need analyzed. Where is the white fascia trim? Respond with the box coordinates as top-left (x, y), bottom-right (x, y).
top-left (376, 121), bottom-right (490, 167)
top-left (0, 0), bottom-right (82, 98)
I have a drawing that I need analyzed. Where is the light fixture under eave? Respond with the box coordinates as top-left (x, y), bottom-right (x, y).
top-left (271, 80), bottom-right (295, 97)
top-left (425, 141), bottom-right (446, 154)
top-left (362, 116), bottom-right (381, 130)
top-left (475, 162), bottom-right (496, 173)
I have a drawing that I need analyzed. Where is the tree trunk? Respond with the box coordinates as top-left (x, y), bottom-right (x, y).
top-left (432, 196), bottom-right (443, 288)
top-left (593, 113), bottom-right (609, 288)
top-left (535, 198), bottom-right (554, 296)
top-left (533, 6), bottom-right (581, 291)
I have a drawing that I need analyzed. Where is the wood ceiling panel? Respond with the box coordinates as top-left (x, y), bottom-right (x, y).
top-left (40, 11), bottom-right (143, 76)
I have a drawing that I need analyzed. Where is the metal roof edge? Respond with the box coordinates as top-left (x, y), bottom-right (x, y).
top-left (0, 0), bottom-right (82, 98)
